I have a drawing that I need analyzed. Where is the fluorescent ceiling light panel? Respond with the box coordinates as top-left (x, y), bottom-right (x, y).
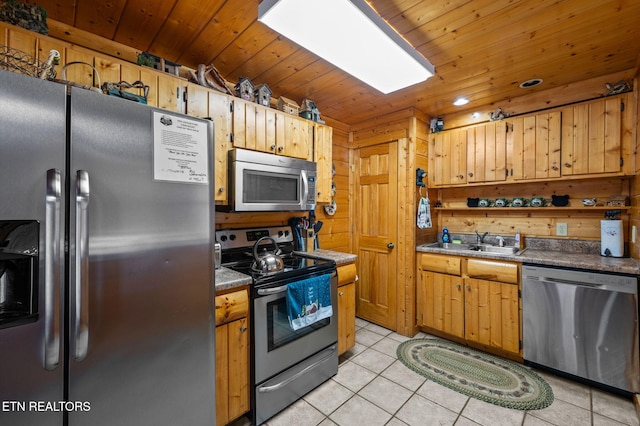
top-left (258, 0), bottom-right (435, 94)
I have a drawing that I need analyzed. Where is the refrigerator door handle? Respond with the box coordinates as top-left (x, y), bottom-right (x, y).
top-left (44, 169), bottom-right (61, 370)
top-left (73, 170), bottom-right (90, 361)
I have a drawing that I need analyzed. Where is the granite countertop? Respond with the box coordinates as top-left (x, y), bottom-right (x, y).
top-left (215, 249), bottom-right (358, 291)
top-left (214, 266), bottom-right (252, 292)
top-left (294, 249), bottom-right (358, 266)
top-left (416, 244), bottom-right (640, 275)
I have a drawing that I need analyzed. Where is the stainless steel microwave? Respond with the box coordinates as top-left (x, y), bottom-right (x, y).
top-left (225, 148), bottom-right (317, 212)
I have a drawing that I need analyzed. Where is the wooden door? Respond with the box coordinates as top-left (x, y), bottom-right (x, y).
top-left (464, 278), bottom-right (520, 354)
top-left (354, 143), bottom-right (398, 330)
top-left (417, 271), bottom-right (464, 338)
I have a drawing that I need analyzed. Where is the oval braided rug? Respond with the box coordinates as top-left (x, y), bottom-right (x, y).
top-left (397, 338), bottom-right (554, 410)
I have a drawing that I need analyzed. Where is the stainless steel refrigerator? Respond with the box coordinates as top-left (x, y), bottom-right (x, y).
top-left (0, 69), bottom-right (215, 425)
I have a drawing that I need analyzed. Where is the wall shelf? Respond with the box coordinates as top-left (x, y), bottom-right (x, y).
top-left (434, 206), bottom-right (630, 212)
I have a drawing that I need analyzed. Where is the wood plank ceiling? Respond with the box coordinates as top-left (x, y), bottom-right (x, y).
top-left (32, 0), bottom-right (640, 126)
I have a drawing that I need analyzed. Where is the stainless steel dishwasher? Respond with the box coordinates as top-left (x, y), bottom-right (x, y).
top-left (522, 264), bottom-right (639, 394)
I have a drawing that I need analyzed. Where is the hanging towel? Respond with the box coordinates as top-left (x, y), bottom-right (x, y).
top-left (417, 196), bottom-right (432, 229)
top-left (286, 274), bottom-right (332, 331)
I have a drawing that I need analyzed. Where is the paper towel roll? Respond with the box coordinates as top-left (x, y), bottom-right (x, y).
top-left (601, 220), bottom-right (623, 257)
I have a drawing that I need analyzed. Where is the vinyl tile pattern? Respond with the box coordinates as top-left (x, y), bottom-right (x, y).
top-left (233, 319), bottom-right (640, 426)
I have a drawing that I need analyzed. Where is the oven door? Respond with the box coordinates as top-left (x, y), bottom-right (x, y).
top-left (253, 270), bottom-right (338, 384)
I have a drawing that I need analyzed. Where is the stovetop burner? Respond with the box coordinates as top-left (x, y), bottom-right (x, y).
top-left (217, 226), bottom-right (336, 286)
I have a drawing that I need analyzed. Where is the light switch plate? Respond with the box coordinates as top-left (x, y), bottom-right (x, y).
top-left (556, 223), bottom-right (568, 236)
top-left (632, 225), bottom-right (637, 243)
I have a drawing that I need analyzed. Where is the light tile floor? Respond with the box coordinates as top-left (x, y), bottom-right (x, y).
top-left (239, 318), bottom-right (640, 426)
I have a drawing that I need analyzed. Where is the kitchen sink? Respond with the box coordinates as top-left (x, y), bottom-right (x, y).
top-left (425, 242), bottom-right (519, 255)
top-left (478, 245), bottom-right (519, 254)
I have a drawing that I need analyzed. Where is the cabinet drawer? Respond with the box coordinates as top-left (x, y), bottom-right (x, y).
top-left (337, 263), bottom-right (357, 286)
top-left (215, 289), bottom-right (249, 326)
top-left (466, 259), bottom-right (518, 284)
top-left (419, 253), bottom-right (461, 275)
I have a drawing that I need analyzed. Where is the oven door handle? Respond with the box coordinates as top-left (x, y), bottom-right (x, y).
top-left (257, 345), bottom-right (337, 393)
top-left (257, 285), bottom-right (289, 296)
top-left (256, 271), bottom-right (337, 296)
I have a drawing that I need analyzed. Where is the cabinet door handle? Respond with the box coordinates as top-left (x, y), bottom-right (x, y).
top-left (240, 326), bottom-right (247, 332)
top-left (564, 163), bottom-right (572, 168)
top-left (339, 291), bottom-right (344, 296)
top-left (466, 285), bottom-right (471, 291)
top-left (218, 186), bottom-right (225, 193)
top-left (456, 284), bottom-right (461, 290)
top-left (270, 144), bottom-right (276, 151)
top-left (277, 146), bottom-right (284, 152)
top-left (468, 172), bottom-right (473, 178)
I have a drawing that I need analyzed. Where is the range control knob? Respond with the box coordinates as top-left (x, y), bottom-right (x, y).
top-left (278, 231), bottom-right (284, 237)
top-left (229, 234), bottom-right (236, 241)
top-left (220, 235), bottom-right (227, 242)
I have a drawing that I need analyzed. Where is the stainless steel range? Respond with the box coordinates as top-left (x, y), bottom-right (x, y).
top-left (217, 226), bottom-right (338, 425)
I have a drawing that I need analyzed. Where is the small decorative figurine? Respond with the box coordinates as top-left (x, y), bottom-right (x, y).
top-left (254, 83), bottom-right (272, 107)
top-left (277, 96), bottom-right (300, 115)
top-left (234, 76), bottom-right (255, 102)
top-left (299, 98), bottom-right (325, 123)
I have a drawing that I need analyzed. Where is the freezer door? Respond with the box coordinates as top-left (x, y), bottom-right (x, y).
top-left (0, 70), bottom-right (66, 425)
top-left (67, 88), bottom-right (215, 425)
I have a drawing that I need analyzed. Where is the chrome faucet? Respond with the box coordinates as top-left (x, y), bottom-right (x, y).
top-left (475, 230), bottom-right (490, 244)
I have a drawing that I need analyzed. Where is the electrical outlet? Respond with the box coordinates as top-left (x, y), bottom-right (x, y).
top-left (556, 223), bottom-right (568, 236)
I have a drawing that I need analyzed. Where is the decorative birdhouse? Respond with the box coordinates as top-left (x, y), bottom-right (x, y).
top-left (234, 76), bottom-right (255, 102)
top-left (277, 96), bottom-right (299, 116)
top-left (254, 83), bottom-right (272, 107)
top-left (299, 98), bottom-right (325, 124)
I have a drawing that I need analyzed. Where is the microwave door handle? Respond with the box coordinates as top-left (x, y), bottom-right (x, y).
top-left (301, 171), bottom-right (309, 207)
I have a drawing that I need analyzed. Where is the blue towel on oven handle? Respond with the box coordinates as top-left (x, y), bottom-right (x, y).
top-left (287, 274), bottom-right (333, 331)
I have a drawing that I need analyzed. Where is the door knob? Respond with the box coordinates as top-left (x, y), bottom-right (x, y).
top-left (387, 243), bottom-right (395, 249)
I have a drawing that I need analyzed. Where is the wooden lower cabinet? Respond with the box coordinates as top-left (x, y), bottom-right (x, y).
top-left (417, 253), bottom-right (521, 357)
top-left (337, 263), bottom-right (357, 355)
top-left (464, 278), bottom-right (520, 354)
top-left (417, 271), bottom-right (464, 339)
top-left (215, 288), bottom-right (250, 425)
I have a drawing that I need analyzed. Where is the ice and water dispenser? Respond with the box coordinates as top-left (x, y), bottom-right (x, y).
top-left (0, 221), bottom-right (38, 329)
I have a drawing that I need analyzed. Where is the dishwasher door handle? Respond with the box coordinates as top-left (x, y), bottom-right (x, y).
top-left (530, 276), bottom-right (636, 294)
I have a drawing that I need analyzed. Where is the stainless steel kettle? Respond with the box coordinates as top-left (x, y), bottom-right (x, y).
top-left (251, 236), bottom-right (284, 274)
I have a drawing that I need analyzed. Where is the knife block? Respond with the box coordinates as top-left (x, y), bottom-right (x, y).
top-left (303, 229), bottom-right (315, 253)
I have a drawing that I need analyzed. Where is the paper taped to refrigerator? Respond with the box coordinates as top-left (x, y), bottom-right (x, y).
top-left (153, 111), bottom-right (209, 183)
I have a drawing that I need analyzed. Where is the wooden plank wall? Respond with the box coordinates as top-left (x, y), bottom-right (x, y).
top-left (315, 125), bottom-right (351, 253)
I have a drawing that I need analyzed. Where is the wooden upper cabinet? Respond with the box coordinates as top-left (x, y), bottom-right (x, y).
top-left (277, 112), bottom-right (312, 160)
top-left (313, 123), bottom-right (333, 204)
top-left (509, 111), bottom-right (561, 181)
top-left (560, 95), bottom-right (625, 176)
top-left (232, 98), bottom-right (311, 160)
top-left (429, 127), bottom-right (468, 187)
top-left (467, 121), bottom-right (507, 183)
top-left (186, 83), bottom-right (232, 202)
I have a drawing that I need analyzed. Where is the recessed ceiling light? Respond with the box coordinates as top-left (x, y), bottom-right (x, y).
top-left (453, 97), bottom-right (469, 106)
top-left (519, 78), bottom-right (543, 88)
